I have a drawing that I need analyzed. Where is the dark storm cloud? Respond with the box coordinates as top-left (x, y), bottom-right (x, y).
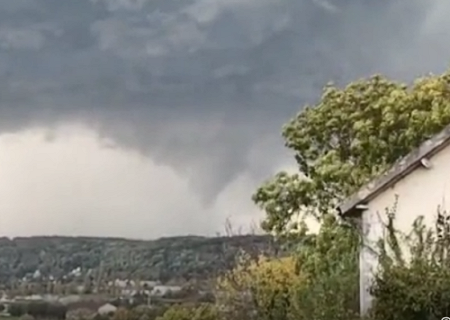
top-left (0, 0), bottom-right (447, 202)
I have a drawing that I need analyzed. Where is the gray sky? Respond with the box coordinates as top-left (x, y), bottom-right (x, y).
top-left (0, 0), bottom-right (448, 239)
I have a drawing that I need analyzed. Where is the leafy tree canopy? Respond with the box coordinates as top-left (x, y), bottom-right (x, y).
top-left (253, 72), bottom-right (450, 235)
top-left (216, 254), bottom-right (298, 320)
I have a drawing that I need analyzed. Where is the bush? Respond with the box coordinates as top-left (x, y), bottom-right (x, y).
top-left (214, 208), bottom-right (450, 320)
top-left (216, 253), bottom-right (298, 320)
top-left (48, 303), bottom-right (68, 319)
top-left (289, 215), bottom-right (360, 320)
top-left (216, 214), bottom-right (359, 320)
top-left (105, 305), bottom-right (170, 320)
top-left (197, 292), bottom-right (215, 303)
top-left (20, 315), bottom-right (34, 320)
top-left (112, 308), bottom-right (130, 320)
top-left (26, 302), bottom-right (67, 319)
top-left (93, 314), bottom-right (110, 320)
top-left (9, 303), bottom-right (27, 317)
top-left (155, 303), bottom-right (218, 320)
top-left (369, 208), bottom-right (450, 320)
top-left (7, 302), bottom-right (67, 319)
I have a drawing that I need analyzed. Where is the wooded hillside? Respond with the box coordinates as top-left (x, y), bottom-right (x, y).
top-left (0, 235), bottom-right (279, 284)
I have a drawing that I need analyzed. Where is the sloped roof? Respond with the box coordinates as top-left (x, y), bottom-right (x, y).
top-left (338, 123), bottom-right (450, 217)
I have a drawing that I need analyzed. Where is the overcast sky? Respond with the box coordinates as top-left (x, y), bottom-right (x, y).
top-left (0, 0), bottom-right (449, 239)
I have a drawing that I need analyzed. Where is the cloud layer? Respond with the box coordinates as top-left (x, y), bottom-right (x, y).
top-left (0, 0), bottom-right (449, 238)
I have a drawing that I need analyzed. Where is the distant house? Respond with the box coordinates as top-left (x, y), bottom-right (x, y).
top-left (151, 285), bottom-right (181, 297)
top-left (109, 279), bottom-right (128, 288)
top-left (338, 124), bottom-right (450, 315)
top-left (97, 303), bottom-right (117, 315)
top-left (130, 291), bottom-right (150, 305)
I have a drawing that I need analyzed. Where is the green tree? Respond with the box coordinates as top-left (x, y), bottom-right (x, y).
top-left (253, 72), bottom-right (450, 234)
top-left (8, 303), bottom-right (27, 317)
top-left (215, 215), bottom-right (359, 320)
top-left (290, 215), bottom-right (359, 320)
top-left (216, 254), bottom-right (299, 320)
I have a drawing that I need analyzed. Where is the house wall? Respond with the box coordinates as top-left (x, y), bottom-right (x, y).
top-left (360, 144), bottom-right (450, 315)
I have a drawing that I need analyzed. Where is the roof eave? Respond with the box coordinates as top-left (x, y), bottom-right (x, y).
top-left (338, 123), bottom-right (450, 217)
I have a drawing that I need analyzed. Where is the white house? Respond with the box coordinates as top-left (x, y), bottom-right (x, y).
top-left (97, 303), bottom-right (117, 315)
top-left (140, 280), bottom-right (159, 288)
top-left (150, 285), bottom-right (182, 297)
top-left (338, 124), bottom-right (450, 315)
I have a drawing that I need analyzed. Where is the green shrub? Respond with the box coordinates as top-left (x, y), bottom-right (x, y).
top-left (9, 303), bottom-right (27, 317)
top-left (289, 214), bottom-right (360, 320)
top-left (8, 302), bottom-right (67, 319)
top-left (216, 214), bottom-right (360, 320)
top-left (369, 207), bottom-right (450, 320)
top-left (156, 303), bottom-right (218, 320)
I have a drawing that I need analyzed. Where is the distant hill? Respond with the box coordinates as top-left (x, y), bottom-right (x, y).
top-left (0, 235), bottom-right (279, 284)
